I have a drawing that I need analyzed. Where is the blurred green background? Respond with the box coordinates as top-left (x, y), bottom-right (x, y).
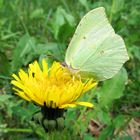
top-left (0, 0), bottom-right (140, 139)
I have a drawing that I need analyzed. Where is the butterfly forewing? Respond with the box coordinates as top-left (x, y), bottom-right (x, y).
top-left (65, 7), bottom-right (129, 81)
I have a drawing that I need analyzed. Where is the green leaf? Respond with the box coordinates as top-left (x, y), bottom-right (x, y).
top-left (0, 52), bottom-right (11, 76)
top-left (36, 43), bottom-right (64, 61)
top-left (0, 94), bottom-right (12, 102)
top-left (113, 115), bottom-right (125, 129)
top-left (11, 34), bottom-right (36, 72)
top-left (116, 135), bottom-right (133, 140)
top-left (97, 110), bottom-right (111, 125)
top-left (30, 8), bottom-right (44, 19)
top-left (111, 0), bottom-right (124, 14)
top-left (99, 125), bottom-right (114, 140)
top-left (129, 45), bottom-right (140, 61)
top-left (84, 133), bottom-right (94, 140)
top-left (12, 104), bottom-right (36, 121)
top-left (78, 0), bottom-right (89, 11)
top-left (51, 6), bottom-right (75, 39)
top-left (0, 0), bottom-right (3, 8)
top-left (98, 68), bottom-right (128, 107)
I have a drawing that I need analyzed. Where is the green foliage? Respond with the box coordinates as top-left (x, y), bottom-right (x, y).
top-left (97, 68), bottom-right (128, 108)
top-left (0, 0), bottom-right (140, 139)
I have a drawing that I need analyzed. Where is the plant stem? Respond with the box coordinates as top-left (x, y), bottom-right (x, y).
top-left (109, 0), bottom-right (115, 23)
top-left (0, 128), bottom-right (33, 133)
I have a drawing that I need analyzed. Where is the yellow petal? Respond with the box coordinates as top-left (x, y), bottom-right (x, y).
top-left (14, 90), bottom-right (31, 101)
top-left (60, 103), bottom-right (77, 108)
top-left (42, 59), bottom-right (48, 77)
top-left (75, 102), bottom-right (94, 108)
top-left (12, 74), bottom-right (20, 81)
top-left (83, 80), bottom-right (97, 93)
top-left (18, 69), bottom-right (28, 81)
top-left (11, 80), bottom-right (26, 90)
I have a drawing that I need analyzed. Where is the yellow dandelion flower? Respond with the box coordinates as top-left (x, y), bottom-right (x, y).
top-left (11, 59), bottom-right (97, 109)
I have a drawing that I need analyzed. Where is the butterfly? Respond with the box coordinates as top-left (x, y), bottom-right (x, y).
top-left (64, 7), bottom-right (129, 81)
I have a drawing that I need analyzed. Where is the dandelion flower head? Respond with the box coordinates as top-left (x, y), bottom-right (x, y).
top-left (11, 59), bottom-right (97, 109)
